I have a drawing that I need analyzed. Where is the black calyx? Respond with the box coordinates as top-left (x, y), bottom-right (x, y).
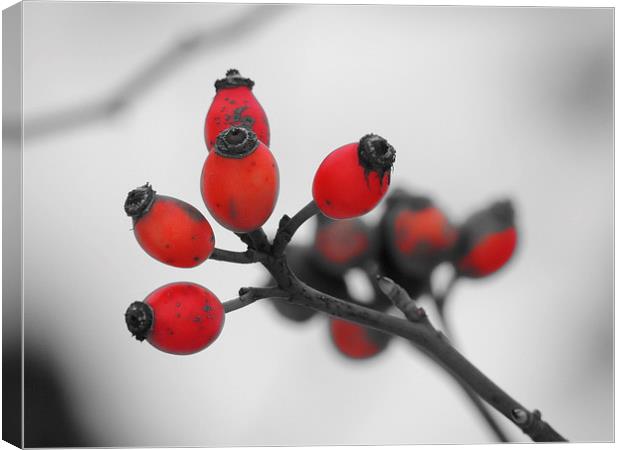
top-left (358, 134), bottom-right (396, 186)
top-left (489, 200), bottom-right (515, 227)
top-left (124, 183), bottom-right (156, 219)
top-left (215, 126), bottom-right (259, 158)
top-left (214, 69), bottom-right (255, 91)
top-left (125, 301), bottom-right (154, 342)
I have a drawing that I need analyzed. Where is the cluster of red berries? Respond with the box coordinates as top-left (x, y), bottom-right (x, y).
top-left (124, 69), bottom-right (396, 355)
top-left (267, 190), bottom-right (517, 360)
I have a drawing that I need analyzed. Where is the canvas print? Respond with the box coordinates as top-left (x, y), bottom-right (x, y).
top-left (2, 2), bottom-right (613, 447)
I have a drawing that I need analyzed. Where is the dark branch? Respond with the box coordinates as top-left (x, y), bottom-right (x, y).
top-left (223, 286), bottom-right (287, 313)
top-left (434, 272), bottom-right (458, 317)
top-left (210, 248), bottom-right (260, 264)
top-left (376, 276), bottom-right (427, 322)
top-left (428, 274), bottom-right (509, 442)
top-left (257, 253), bottom-right (566, 442)
top-left (361, 263), bottom-right (508, 441)
top-left (272, 200), bottom-right (320, 255)
top-left (248, 228), bottom-right (272, 253)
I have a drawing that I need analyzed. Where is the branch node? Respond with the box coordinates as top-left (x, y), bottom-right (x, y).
top-left (511, 408), bottom-right (528, 424)
top-left (278, 214), bottom-right (291, 229)
top-left (376, 275), bottom-right (425, 322)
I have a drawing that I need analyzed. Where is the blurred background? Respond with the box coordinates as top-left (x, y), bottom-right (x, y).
top-left (14, 2), bottom-right (612, 446)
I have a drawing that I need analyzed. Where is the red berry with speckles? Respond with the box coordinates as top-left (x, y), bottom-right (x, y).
top-left (330, 318), bottom-right (390, 359)
top-left (201, 126), bottom-right (279, 233)
top-left (311, 214), bottom-right (374, 276)
top-left (313, 134), bottom-right (395, 219)
top-left (124, 184), bottom-right (215, 268)
top-left (125, 282), bottom-right (225, 355)
top-left (456, 200), bottom-right (517, 278)
top-left (384, 191), bottom-right (458, 278)
top-left (204, 69), bottom-right (270, 151)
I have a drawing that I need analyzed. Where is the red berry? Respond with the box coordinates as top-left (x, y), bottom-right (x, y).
top-left (201, 126), bottom-right (279, 233)
top-left (125, 184), bottom-right (215, 268)
top-left (313, 134), bottom-right (395, 219)
top-left (125, 282), bottom-right (225, 355)
top-left (385, 193), bottom-right (458, 278)
top-left (456, 200), bottom-right (517, 278)
top-left (311, 214), bottom-right (374, 275)
top-left (204, 69), bottom-right (270, 151)
top-left (330, 318), bottom-right (390, 359)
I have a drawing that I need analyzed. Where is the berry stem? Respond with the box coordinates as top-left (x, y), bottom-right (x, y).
top-left (434, 272), bottom-right (459, 317)
top-left (272, 200), bottom-right (320, 256)
top-left (224, 245), bottom-right (566, 441)
top-left (428, 273), bottom-right (509, 442)
top-left (210, 247), bottom-right (262, 264)
top-left (249, 228), bottom-right (272, 253)
top-left (217, 205), bottom-right (565, 442)
top-left (362, 263), bottom-right (508, 441)
top-left (223, 286), bottom-right (286, 313)
top-left (376, 276), bottom-right (427, 322)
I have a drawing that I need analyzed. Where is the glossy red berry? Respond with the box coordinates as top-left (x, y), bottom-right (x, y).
top-left (330, 318), bottom-right (390, 359)
top-left (456, 200), bottom-right (517, 278)
top-left (313, 134), bottom-right (395, 219)
top-left (201, 126), bottom-right (279, 232)
top-left (125, 184), bottom-right (215, 268)
top-left (385, 192), bottom-right (458, 278)
top-left (204, 69), bottom-right (270, 151)
top-left (310, 214), bottom-right (374, 276)
top-left (125, 282), bottom-right (225, 355)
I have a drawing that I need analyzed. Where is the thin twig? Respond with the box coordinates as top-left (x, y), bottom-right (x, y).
top-left (210, 248), bottom-right (260, 264)
top-left (223, 286), bottom-right (287, 313)
top-left (272, 200), bottom-right (320, 256)
top-left (363, 263), bottom-right (508, 441)
top-left (428, 274), bottom-right (510, 442)
top-left (435, 272), bottom-right (458, 317)
top-left (376, 276), bottom-right (428, 322)
top-left (256, 248), bottom-right (566, 442)
top-left (248, 228), bottom-right (272, 253)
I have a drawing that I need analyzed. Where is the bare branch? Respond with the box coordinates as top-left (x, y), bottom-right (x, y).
top-left (223, 286), bottom-right (287, 313)
top-left (376, 275), bottom-right (427, 322)
top-left (210, 248), bottom-right (260, 264)
top-left (272, 200), bottom-right (320, 256)
top-left (259, 252), bottom-right (566, 442)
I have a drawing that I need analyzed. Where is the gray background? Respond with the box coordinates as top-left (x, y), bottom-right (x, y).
top-left (19, 2), bottom-right (612, 445)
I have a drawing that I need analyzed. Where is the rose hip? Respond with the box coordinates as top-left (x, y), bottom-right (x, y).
top-left (125, 183), bottom-right (215, 268)
top-left (201, 126), bottom-right (279, 233)
top-left (204, 69), bottom-right (270, 151)
top-left (456, 200), bottom-right (517, 278)
top-left (313, 134), bottom-right (395, 219)
top-left (330, 318), bottom-right (391, 359)
top-left (125, 282), bottom-right (225, 355)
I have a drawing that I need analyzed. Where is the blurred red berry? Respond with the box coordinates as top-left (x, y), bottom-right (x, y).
top-left (124, 183), bottom-right (215, 268)
top-left (201, 126), bottom-right (279, 233)
top-left (204, 69), bottom-right (270, 151)
top-left (330, 318), bottom-right (390, 359)
top-left (313, 134), bottom-right (395, 219)
top-left (456, 200), bottom-right (517, 278)
top-left (311, 214), bottom-right (374, 276)
top-left (384, 192), bottom-right (457, 278)
top-left (125, 282), bottom-right (225, 355)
